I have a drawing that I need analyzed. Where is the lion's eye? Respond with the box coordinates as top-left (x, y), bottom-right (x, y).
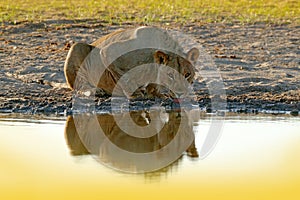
top-left (168, 73), bottom-right (174, 80)
top-left (185, 73), bottom-right (191, 79)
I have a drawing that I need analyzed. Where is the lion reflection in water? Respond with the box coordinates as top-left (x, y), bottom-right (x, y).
top-left (65, 109), bottom-right (199, 173)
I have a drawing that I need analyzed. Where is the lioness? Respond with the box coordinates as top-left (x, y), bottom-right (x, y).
top-left (64, 26), bottom-right (199, 98)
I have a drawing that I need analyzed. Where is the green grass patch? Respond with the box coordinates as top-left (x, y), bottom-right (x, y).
top-left (1, 0), bottom-right (299, 24)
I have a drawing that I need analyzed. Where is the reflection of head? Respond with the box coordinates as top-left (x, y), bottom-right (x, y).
top-left (97, 111), bottom-right (161, 153)
top-left (64, 109), bottom-right (199, 173)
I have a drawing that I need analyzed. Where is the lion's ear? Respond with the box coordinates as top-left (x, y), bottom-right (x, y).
top-left (187, 47), bottom-right (199, 62)
top-left (154, 51), bottom-right (168, 64)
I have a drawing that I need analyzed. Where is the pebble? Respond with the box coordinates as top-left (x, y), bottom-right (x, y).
top-left (290, 110), bottom-right (299, 116)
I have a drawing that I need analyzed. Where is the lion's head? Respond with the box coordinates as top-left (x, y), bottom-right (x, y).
top-left (150, 48), bottom-right (199, 98)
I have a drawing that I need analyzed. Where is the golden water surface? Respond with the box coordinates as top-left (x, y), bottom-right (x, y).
top-left (0, 115), bottom-right (299, 200)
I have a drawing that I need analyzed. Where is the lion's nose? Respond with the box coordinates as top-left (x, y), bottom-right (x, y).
top-left (175, 92), bottom-right (185, 98)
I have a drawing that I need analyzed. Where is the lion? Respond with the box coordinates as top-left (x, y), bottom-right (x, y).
top-left (64, 26), bottom-right (199, 98)
top-left (65, 109), bottom-right (198, 172)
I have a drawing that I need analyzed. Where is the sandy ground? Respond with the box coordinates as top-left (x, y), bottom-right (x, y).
top-left (0, 20), bottom-right (299, 115)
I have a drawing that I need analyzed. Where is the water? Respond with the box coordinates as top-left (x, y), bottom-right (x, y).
top-left (0, 113), bottom-right (300, 200)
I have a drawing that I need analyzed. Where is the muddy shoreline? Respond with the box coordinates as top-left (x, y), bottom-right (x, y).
top-left (0, 20), bottom-right (299, 116)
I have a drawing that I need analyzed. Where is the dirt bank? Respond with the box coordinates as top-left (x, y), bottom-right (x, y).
top-left (0, 20), bottom-right (299, 115)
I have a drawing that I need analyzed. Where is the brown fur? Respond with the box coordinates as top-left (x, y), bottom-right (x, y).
top-left (64, 27), bottom-right (199, 98)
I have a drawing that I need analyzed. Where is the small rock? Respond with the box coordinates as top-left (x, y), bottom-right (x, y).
top-left (250, 42), bottom-right (262, 48)
top-left (206, 107), bottom-right (212, 113)
top-left (290, 110), bottom-right (299, 116)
